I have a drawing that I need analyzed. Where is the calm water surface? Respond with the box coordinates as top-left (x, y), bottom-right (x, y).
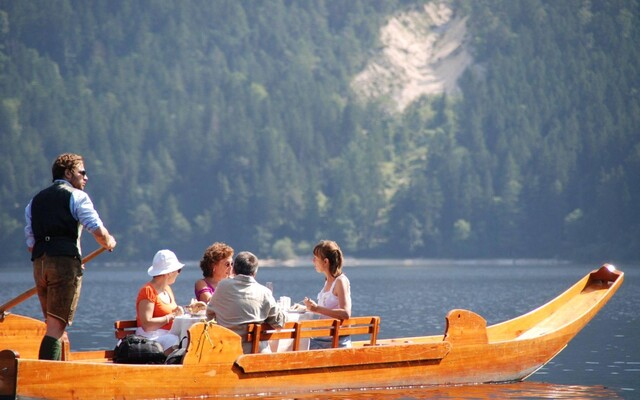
top-left (1, 259), bottom-right (638, 399)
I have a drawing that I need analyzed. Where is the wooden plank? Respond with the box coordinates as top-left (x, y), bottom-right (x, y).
top-left (443, 310), bottom-right (488, 345)
top-left (114, 319), bottom-right (137, 339)
top-left (339, 316), bottom-right (380, 345)
top-left (246, 321), bottom-right (298, 342)
top-left (0, 350), bottom-right (18, 398)
top-left (182, 322), bottom-right (244, 365)
top-left (67, 350), bottom-right (112, 362)
top-left (0, 314), bottom-right (46, 359)
top-left (235, 341), bottom-right (451, 373)
top-left (248, 316), bottom-right (381, 353)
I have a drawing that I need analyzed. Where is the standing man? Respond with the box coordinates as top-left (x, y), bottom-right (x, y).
top-left (25, 153), bottom-right (117, 360)
top-left (207, 251), bottom-right (285, 353)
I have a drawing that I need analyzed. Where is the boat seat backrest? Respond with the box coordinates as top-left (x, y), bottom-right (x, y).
top-left (115, 316), bottom-right (381, 354)
top-left (246, 316), bottom-right (380, 353)
top-left (114, 319), bottom-right (138, 340)
top-left (443, 309), bottom-right (488, 345)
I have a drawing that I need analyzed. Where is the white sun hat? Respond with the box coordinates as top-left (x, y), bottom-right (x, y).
top-left (148, 249), bottom-right (185, 277)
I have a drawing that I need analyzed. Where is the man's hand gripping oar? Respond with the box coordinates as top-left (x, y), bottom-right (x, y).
top-left (0, 247), bottom-right (107, 319)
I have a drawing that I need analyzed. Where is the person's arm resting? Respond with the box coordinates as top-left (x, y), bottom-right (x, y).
top-left (265, 302), bottom-right (286, 328)
top-left (305, 277), bottom-right (351, 320)
top-left (138, 299), bottom-right (174, 331)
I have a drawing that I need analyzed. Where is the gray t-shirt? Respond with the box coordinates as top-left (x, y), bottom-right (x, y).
top-left (207, 274), bottom-right (285, 341)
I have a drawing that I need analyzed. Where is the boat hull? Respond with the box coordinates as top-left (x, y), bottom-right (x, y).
top-left (0, 340), bottom-right (562, 398)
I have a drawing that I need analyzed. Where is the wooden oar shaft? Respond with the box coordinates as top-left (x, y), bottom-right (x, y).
top-left (0, 247), bottom-right (107, 313)
top-left (0, 287), bottom-right (37, 314)
top-left (81, 247), bottom-right (106, 264)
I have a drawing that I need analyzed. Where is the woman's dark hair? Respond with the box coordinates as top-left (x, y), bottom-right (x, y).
top-left (313, 240), bottom-right (343, 278)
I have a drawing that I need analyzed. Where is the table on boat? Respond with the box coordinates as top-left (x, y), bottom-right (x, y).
top-left (269, 311), bottom-right (314, 352)
top-left (168, 312), bottom-right (314, 352)
top-left (169, 314), bottom-right (207, 346)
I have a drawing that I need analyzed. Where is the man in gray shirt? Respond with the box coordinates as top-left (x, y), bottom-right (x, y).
top-left (207, 251), bottom-right (285, 353)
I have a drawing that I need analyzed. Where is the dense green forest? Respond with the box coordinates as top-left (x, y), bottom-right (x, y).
top-left (0, 0), bottom-right (638, 263)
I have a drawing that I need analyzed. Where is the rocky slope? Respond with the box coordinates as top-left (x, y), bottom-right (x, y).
top-left (352, 1), bottom-right (472, 113)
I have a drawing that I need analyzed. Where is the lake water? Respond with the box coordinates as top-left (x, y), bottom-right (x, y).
top-left (1, 259), bottom-right (638, 399)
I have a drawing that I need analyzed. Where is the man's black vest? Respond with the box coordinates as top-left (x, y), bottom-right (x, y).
top-left (31, 181), bottom-right (81, 261)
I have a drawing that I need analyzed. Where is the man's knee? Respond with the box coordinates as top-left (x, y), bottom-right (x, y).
top-left (45, 315), bottom-right (67, 339)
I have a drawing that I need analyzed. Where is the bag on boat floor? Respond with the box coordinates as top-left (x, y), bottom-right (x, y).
top-left (165, 336), bottom-right (188, 365)
top-left (113, 334), bottom-right (166, 364)
top-left (165, 346), bottom-right (186, 365)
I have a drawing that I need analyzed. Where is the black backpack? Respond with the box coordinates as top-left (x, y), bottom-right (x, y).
top-left (113, 334), bottom-right (166, 364)
top-left (164, 336), bottom-right (188, 365)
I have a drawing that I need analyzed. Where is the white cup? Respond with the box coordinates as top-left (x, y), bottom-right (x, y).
top-left (279, 296), bottom-right (291, 310)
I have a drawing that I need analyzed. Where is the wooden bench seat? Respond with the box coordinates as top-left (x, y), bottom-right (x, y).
top-left (115, 315), bottom-right (381, 355)
top-left (246, 316), bottom-right (380, 353)
top-left (114, 319), bottom-right (138, 340)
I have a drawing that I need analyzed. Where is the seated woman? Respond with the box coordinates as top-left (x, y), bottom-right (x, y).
top-left (194, 242), bottom-right (234, 303)
top-left (135, 249), bottom-right (185, 354)
top-left (303, 240), bottom-right (352, 349)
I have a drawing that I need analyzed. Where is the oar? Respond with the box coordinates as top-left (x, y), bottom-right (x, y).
top-left (0, 247), bottom-right (107, 314)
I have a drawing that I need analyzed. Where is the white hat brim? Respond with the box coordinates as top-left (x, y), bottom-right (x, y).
top-left (147, 262), bottom-right (185, 277)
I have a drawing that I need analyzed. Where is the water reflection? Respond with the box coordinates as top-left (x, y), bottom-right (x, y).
top-left (179, 382), bottom-right (622, 399)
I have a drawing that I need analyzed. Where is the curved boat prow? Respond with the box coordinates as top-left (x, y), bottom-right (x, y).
top-left (588, 263), bottom-right (623, 286)
top-left (483, 262), bottom-right (624, 379)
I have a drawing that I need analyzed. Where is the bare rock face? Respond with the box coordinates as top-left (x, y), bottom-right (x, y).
top-left (352, 1), bottom-right (473, 113)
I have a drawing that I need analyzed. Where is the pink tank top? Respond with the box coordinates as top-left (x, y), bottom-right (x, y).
top-left (195, 279), bottom-right (215, 300)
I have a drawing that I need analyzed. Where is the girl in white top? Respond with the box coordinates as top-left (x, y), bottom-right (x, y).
top-left (304, 240), bottom-right (352, 348)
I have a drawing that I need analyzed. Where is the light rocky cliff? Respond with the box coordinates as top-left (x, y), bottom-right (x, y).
top-left (352, 2), bottom-right (472, 113)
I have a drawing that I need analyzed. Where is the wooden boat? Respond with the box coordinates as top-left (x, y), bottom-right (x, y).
top-left (0, 264), bottom-right (624, 399)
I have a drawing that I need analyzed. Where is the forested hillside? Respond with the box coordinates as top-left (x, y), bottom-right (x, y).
top-left (0, 0), bottom-right (638, 263)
